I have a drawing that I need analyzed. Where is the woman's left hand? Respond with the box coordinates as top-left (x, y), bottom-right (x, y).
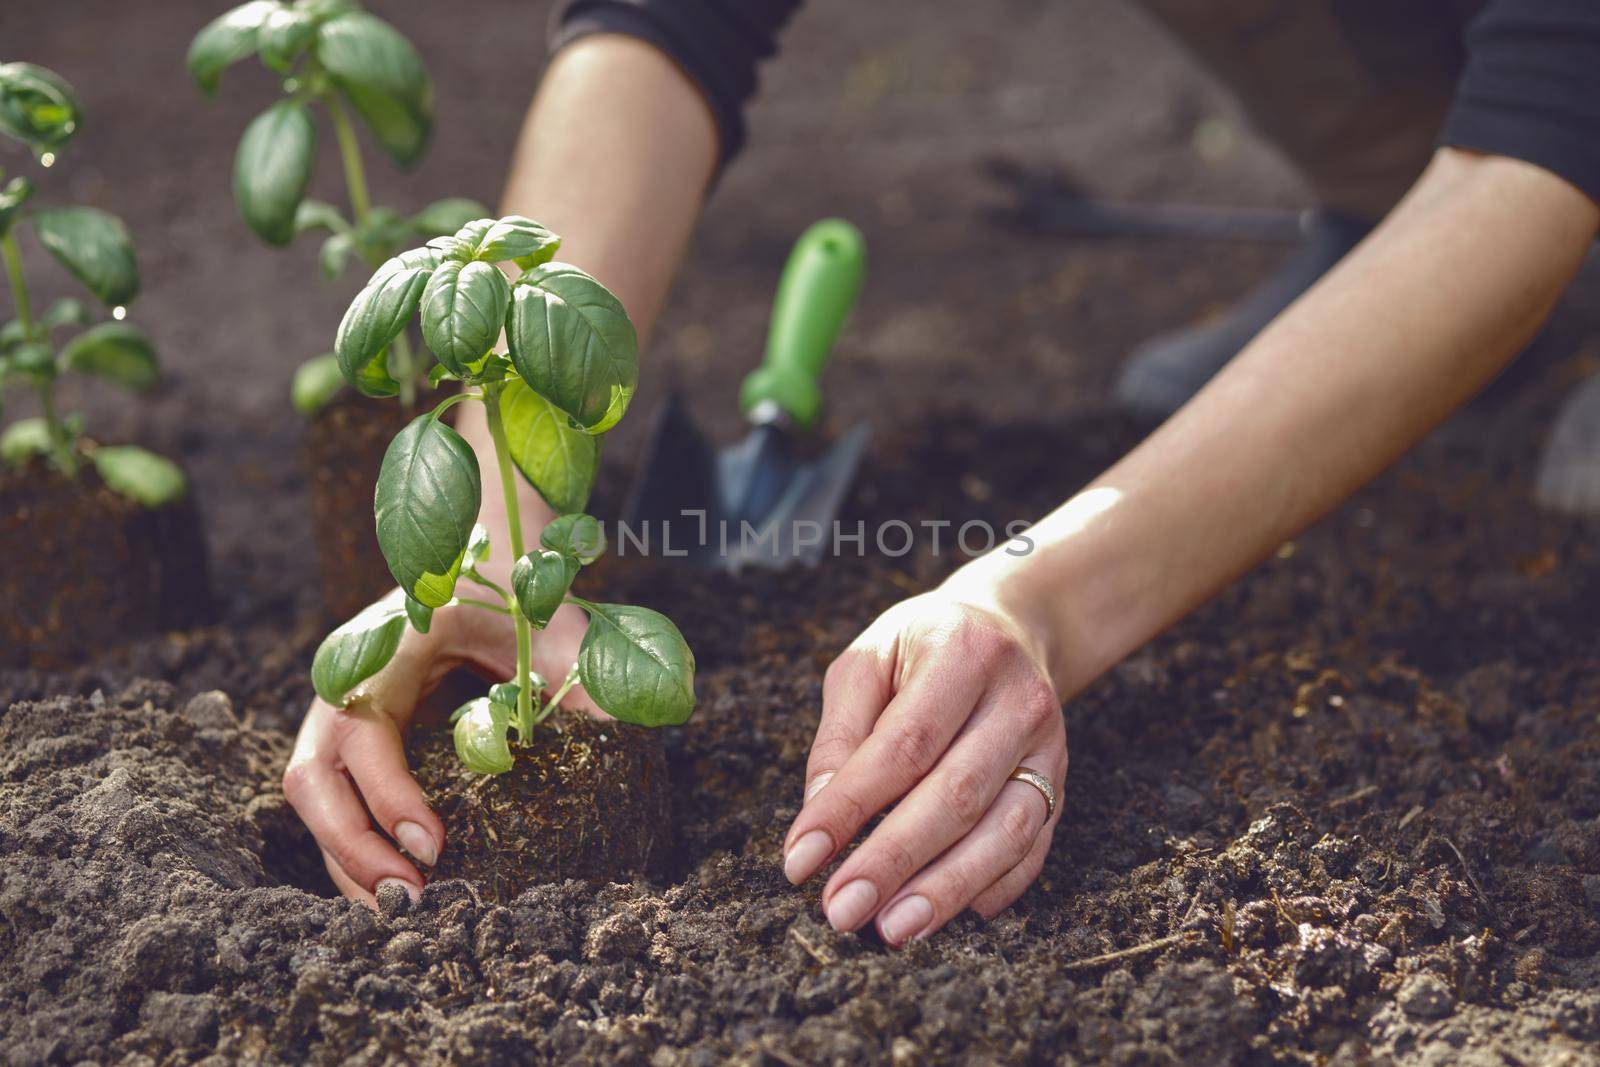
top-left (781, 580), bottom-right (1067, 946)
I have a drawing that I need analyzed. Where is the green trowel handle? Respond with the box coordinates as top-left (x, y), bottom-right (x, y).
top-left (739, 218), bottom-right (867, 429)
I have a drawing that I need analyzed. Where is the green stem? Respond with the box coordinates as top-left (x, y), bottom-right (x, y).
top-left (3, 232), bottom-right (74, 475)
top-left (393, 331), bottom-right (417, 409)
top-left (455, 596), bottom-right (512, 616)
top-left (325, 93), bottom-right (371, 229)
top-left (483, 384), bottom-right (535, 741)
top-left (535, 666), bottom-right (580, 725)
top-left (1, 231), bottom-right (33, 333)
top-left (430, 389), bottom-right (479, 421)
top-left (37, 378), bottom-right (77, 476)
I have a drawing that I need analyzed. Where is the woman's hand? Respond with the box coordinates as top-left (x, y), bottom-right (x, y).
top-left (782, 577), bottom-right (1067, 946)
top-left (284, 587), bottom-right (593, 906)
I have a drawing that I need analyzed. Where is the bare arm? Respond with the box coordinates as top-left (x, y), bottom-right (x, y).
top-left (786, 147), bottom-right (1600, 945)
top-left (967, 147), bottom-right (1600, 699)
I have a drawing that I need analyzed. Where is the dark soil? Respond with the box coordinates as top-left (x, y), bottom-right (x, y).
top-left (0, 458), bottom-right (211, 669)
top-left (411, 709), bottom-right (673, 902)
top-left (306, 391), bottom-right (413, 622)
top-left (3, 0), bottom-right (1600, 1063)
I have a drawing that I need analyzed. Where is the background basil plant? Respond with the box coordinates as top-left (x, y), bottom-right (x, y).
top-left (187, 0), bottom-right (487, 412)
top-left (310, 217), bottom-right (696, 773)
top-left (0, 61), bottom-right (185, 506)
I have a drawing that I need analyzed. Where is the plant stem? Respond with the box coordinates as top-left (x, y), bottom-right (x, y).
top-left (37, 378), bottom-right (76, 476)
top-left (1, 232), bottom-right (33, 333)
top-left (3, 231), bottom-right (75, 475)
top-left (536, 666), bottom-right (580, 725)
top-left (455, 596), bottom-right (512, 615)
top-left (430, 389), bottom-right (479, 420)
top-left (482, 384), bottom-right (535, 741)
top-left (325, 93), bottom-right (371, 230)
top-left (393, 331), bottom-right (417, 409)
top-left (324, 91), bottom-right (424, 407)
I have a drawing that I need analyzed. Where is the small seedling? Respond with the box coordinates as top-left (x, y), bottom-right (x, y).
top-left (188, 0), bottom-right (487, 412)
top-left (0, 61), bottom-right (184, 506)
top-left (310, 217), bottom-right (695, 772)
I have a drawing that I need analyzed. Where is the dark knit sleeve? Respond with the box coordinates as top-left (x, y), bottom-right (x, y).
top-left (1441, 0), bottom-right (1600, 204)
top-left (550, 0), bottom-right (804, 166)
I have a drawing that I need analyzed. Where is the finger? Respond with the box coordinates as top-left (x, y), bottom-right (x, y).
top-left (874, 745), bottom-right (1064, 945)
top-left (782, 652), bottom-right (989, 886)
top-left (970, 822), bottom-right (1054, 920)
top-left (333, 703), bottom-right (445, 868)
top-left (322, 848), bottom-right (376, 908)
top-left (805, 643), bottom-right (896, 803)
top-left (284, 708), bottom-right (424, 896)
top-left (817, 685), bottom-right (1053, 932)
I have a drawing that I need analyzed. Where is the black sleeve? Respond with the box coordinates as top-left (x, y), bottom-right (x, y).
top-left (549, 0), bottom-right (804, 167)
top-left (1441, 0), bottom-right (1600, 204)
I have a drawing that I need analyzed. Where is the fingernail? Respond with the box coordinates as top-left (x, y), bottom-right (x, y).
top-left (804, 772), bottom-right (834, 803)
top-left (783, 829), bottom-right (833, 885)
top-left (825, 879), bottom-right (879, 932)
top-left (878, 895), bottom-right (934, 946)
top-left (378, 877), bottom-right (421, 902)
top-left (395, 821), bottom-right (439, 866)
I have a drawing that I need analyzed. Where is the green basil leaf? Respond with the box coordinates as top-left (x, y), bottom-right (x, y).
top-left (499, 376), bottom-right (599, 515)
top-left (427, 217), bottom-right (492, 261)
top-left (334, 249), bottom-right (438, 396)
top-left (186, 0), bottom-right (279, 95)
top-left (488, 682), bottom-right (520, 707)
top-left (0, 417), bottom-right (52, 464)
top-left (420, 258), bottom-right (510, 374)
top-left (90, 445), bottom-right (187, 507)
top-left (411, 198), bottom-right (489, 238)
top-left (295, 0), bottom-right (359, 22)
top-left (476, 216), bottom-right (559, 267)
top-left (0, 319), bottom-right (26, 352)
top-left (511, 549), bottom-right (578, 630)
top-left (0, 62), bottom-right (82, 151)
top-left (427, 362), bottom-right (459, 387)
top-left (258, 5), bottom-right (316, 70)
top-left (294, 198), bottom-right (348, 235)
top-left (30, 206), bottom-right (139, 307)
top-left (290, 351), bottom-right (344, 415)
top-left (233, 100), bottom-right (315, 246)
top-left (451, 697), bottom-right (513, 774)
top-left (8, 341), bottom-right (55, 378)
top-left (58, 322), bottom-right (158, 390)
top-left (404, 594), bottom-right (432, 633)
top-left (507, 262), bottom-right (637, 433)
top-left (577, 603), bottom-right (695, 727)
top-left (375, 414), bottom-right (481, 608)
top-left (540, 512), bottom-right (606, 564)
top-left (320, 231), bottom-right (354, 279)
top-left (41, 296), bottom-right (89, 331)
top-left (315, 11), bottom-right (433, 167)
top-left (311, 597), bottom-right (407, 705)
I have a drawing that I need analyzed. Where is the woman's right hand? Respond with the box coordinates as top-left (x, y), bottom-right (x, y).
top-left (283, 588), bottom-right (593, 905)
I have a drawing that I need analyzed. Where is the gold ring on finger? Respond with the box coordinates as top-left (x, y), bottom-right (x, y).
top-left (1008, 766), bottom-right (1056, 820)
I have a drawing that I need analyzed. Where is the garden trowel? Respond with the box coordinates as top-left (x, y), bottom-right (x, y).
top-left (624, 219), bottom-right (869, 571)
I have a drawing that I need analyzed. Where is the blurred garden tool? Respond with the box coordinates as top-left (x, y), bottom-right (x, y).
top-left (625, 219), bottom-right (869, 570)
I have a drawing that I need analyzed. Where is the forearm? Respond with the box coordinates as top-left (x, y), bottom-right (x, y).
top-left (455, 33), bottom-right (718, 552)
top-left (959, 148), bottom-right (1599, 698)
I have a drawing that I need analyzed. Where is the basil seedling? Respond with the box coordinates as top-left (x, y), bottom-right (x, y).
top-left (0, 62), bottom-right (184, 506)
top-left (311, 217), bottom-right (695, 773)
top-left (188, 0), bottom-right (487, 411)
